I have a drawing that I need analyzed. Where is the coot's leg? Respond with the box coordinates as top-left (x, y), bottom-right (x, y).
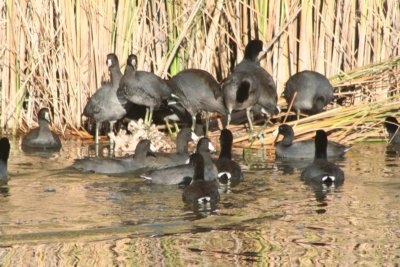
top-left (95, 122), bottom-right (100, 145)
top-left (191, 114), bottom-right (196, 131)
top-left (205, 112), bottom-right (210, 137)
top-left (109, 121), bottom-right (115, 155)
top-left (226, 113), bottom-right (232, 127)
top-left (246, 108), bottom-right (254, 132)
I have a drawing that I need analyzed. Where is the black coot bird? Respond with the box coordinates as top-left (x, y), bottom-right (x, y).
top-left (168, 69), bottom-right (226, 135)
top-left (222, 39), bottom-right (279, 131)
top-left (22, 108), bottom-right (62, 150)
top-left (83, 53), bottom-right (125, 145)
top-left (0, 137), bottom-right (10, 182)
top-left (384, 116), bottom-right (400, 145)
top-left (215, 129), bottom-right (243, 186)
top-left (140, 137), bottom-right (217, 185)
top-left (144, 127), bottom-right (198, 169)
top-left (72, 139), bottom-right (155, 174)
top-left (118, 54), bottom-right (172, 125)
top-left (273, 124), bottom-right (350, 159)
top-left (283, 70), bottom-right (334, 120)
top-left (301, 130), bottom-right (344, 185)
top-left (182, 153), bottom-right (220, 205)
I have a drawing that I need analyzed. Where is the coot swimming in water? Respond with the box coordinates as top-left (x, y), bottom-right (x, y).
top-left (0, 137), bottom-right (10, 182)
top-left (300, 130), bottom-right (345, 185)
top-left (182, 153), bottom-right (220, 205)
top-left (384, 116), bottom-right (400, 145)
top-left (22, 108), bottom-right (62, 151)
top-left (273, 124), bottom-right (350, 159)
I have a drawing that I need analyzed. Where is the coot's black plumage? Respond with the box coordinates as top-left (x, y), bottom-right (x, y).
top-left (384, 116), bottom-right (400, 145)
top-left (118, 54), bottom-right (172, 124)
top-left (72, 139), bottom-right (154, 174)
top-left (222, 40), bottom-right (278, 130)
top-left (0, 137), bottom-right (10, 182)
top-left (145, 128), bottom-right (198, 169)
top-left (168, 69), bottom-right (226, 134)
top-left (283, 70), bottom-right (333, 120)
top-left (301, 130), bottom-right (344, 185)
top-left (140, 137), bottom-right (217, 185)
top-left (182, 153), bottom-right (220, 205)
top-left (22, 108), bottom-right (62, 150)
top-left (273, 124), bottom-right (350, 159)
top-left (215, 129), bottom-right (243, 186)
top-left (83, 53), bottom-right (125, 144)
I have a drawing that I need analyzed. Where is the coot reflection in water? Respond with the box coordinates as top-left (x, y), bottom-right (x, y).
top-left (0, 138), bottom-right (399, 266)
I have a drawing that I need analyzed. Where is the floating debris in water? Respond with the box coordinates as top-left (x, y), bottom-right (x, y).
top-left (110, 119), bottom-right (174, 153)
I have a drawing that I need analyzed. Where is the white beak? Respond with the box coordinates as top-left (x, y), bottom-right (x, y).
top-left (271, 128), bottom-right (279, 137)
top-left (208, 142), bottom-right (216, 152)
top-left (45, 112), bottom-right (51, 123)
top-left (150, 144), bottom-right (157, 152)
top-left (107, 59), bottom-right (112, 67)
top-left (261, 108), bottom-right (268, 115)
top-left (191, 132), bottom-right (199, 141)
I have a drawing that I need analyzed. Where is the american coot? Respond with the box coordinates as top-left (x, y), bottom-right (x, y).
top-left (118, 54), bottom-right (172, 124)
top-left (384, 116), bottom-right (400, 145)
top-left (72, 139), bottom-right (155, 174)
top-left (182, 153), bottom-right (220, 205)
top-left (144, 128), bottom-right (198, 169)
top-left (301, 130), bottom-right (345, 185)
top-left (215, 129), bottom-right (243, 186)
top-left (168, 69), bottom-right (226, 134)
top-left (22, 108), bottom-right (62, 150)
top-left (283, 70), bottom-right (334, 120)
top-left (273, 124), bottom-right (350, 159)
top-left (222, 40), bottom-right (279, 131)
top-left (0, 137), bottom-right (10, 182)
top-left (141, 137), bottom-right (217, 185)
top-left (83, 53), bottom-right (126, 145)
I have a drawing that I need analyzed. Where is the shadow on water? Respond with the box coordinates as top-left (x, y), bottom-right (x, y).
top-left (0, 138), bottom-right (400, 265)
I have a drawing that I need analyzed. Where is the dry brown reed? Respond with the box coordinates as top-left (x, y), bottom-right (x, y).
top-left (0, 0), bottom-right (399, 135)
top-left (221, 56), bottom-right (400, 148)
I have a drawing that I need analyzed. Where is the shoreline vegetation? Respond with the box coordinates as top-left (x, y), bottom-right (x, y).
top-left (1, 1), bottom-right (399, 147)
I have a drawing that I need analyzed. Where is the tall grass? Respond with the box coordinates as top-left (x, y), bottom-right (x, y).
top-left (0, 0), bottom-right (399, 133)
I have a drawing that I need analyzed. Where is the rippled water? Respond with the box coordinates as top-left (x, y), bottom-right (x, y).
top-left (0, 137), bottom-right (399, 265)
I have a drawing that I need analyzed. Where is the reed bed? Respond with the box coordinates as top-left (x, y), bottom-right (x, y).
top-left (0, 0), bottom-right (399, 136)
top-left (221, 56), bottom-right (400, 148)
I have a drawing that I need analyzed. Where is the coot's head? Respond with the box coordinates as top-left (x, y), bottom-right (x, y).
top-left (135, 139), bottom-right (156, 154)
top-left (314, 130), bottom-right (328, 160)
top-left (244, 40), bottom-right (264, 62)
top-left (38, 108), bottom-right (51, 124)
top-left (384, 116), bottom-right (399, 135)
top-left (196, 137), bottom-right (216, 153)
top-left (177, 127), bottom-right (199, 142)
top-left (127, 54), bottom-right (138, 69)
top-left (220, 129), bottom-right (233, 148)
top-left (272, 124), bottom-right (294, 138)
top-left (106, 53), bottom-right (119, 68)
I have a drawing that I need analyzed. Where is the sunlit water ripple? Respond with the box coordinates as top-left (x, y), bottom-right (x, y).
top-left (0, 138), bottom-right (399, 265)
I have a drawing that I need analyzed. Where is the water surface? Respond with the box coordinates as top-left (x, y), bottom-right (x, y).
top-left (0, 138), bottom-right (399, 265)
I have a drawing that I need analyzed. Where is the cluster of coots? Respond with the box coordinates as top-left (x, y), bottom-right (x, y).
top-left (1, 39), bottom-right (399, 207)
top-left (82, 39), bottom-right (336, 145)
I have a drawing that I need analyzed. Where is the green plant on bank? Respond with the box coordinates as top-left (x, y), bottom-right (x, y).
top-left (0, 0), bottom-right (399, 135)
